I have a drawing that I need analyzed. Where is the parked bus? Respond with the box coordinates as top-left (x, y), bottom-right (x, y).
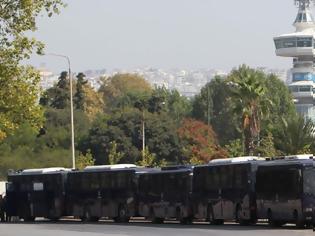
top-left (66, 164), bottom-right (139, 222)
top-left (137, 166), bottom-right (193, 224)
top-left (5, 168), bottom-right (70, 221)
top-left (192, 157), bottom-right (263, 225)
top-left (256, 155), bottom-right (315, 228)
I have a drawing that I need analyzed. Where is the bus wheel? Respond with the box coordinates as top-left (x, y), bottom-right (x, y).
top-left (115, 205), bottom-right (129, 223)
top-left (267, 210), bottom-right (284, 227)
top-left (294, 210), bottom-right (305, 229)
top-left (180, 216), bottom-right (193, 225)
top-left (81, 210), bottom-right (91, 222)
top-left (207, 205), bottom-right (214, 224)
top-left (236, 206), bottom-right (249, 226)
top-left (149, 208), bottom-right (163, 224)
top-left (24, 216), bottom-right (35, 222)
top-left (48, 217), bottom-right (59, 222)
top-left (267, 210), bottom-right (273, 226)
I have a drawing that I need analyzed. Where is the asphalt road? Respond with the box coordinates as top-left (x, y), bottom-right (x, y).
top-left (0, 221), bottom-right (315, 236)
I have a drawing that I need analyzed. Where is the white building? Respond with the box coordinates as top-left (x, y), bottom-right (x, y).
top-left (274, 0), bottom-right (315, 121)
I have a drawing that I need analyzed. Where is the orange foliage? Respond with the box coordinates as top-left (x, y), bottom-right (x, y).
top-left (178, 118), bottom-right (228, 164)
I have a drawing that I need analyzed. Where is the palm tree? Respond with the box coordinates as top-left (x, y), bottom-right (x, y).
top-left (229, 65), bottom-right (271, 155)
top-left (274, 116), bottom-right (315, 155)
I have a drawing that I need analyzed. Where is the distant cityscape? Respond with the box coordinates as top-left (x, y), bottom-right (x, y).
top-left (39, 66), bottom-right (290, 98)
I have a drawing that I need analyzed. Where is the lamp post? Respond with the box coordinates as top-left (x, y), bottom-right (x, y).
top-left (142, 110), bottom-right (145, 159)
top-left (44, 53), bottom-right (76, 169)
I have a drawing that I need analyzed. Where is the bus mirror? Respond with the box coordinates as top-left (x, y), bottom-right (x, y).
top-left (5, 182), bottom-right (13, 192)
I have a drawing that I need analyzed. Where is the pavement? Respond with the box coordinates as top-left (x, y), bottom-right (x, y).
top-left (0, 221), bottom-right (314, 236)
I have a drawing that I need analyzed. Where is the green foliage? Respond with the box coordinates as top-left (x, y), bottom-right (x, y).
top-left (148, 87), bottom-right (192, 122)
top-left (274, 116), bottom-right (315, 155)
top-left (0, 123), bottom-right (71, 178)
top-left (74, 73), bottom-right (88, 110)
top-left (224, 139), bottom-right (244, 158)
top-left (192, 76), bottom-right (240, 145)
top-left (99, 73), bottom-right (152, 111)
top-left (0, 0), bottom-right (65, 140)
top-left (137, 147), bottom-right (157, 167)
top-left (81, 109), bottom-right (182, 165)
top-left (40, 71), bottom-right (70, 109)
top-left (255, 132), bottom-right (277, 157)
top-left (193, 65), bottom-right (297, 157)
top-left (228, 65), bottom-right (272, 155)
top-left (0, 66), bottom-right (44, 139)
top-left (76, 150), bottom-right (95, 170)
top-left (108, 141), bottom-right (124, 165)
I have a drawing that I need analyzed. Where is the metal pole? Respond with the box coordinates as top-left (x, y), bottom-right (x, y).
top-left (68, 58), bottom-right (76, 170)
top-left (207, 85), bottom-right (210, 126)
top-left (45, 53), bottom-right (76, 169)
top-left (142, 110), bottom-right (145, 158)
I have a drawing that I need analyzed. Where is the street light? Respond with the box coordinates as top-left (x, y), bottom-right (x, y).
top-left (43, 53), bottom-right (76, 169)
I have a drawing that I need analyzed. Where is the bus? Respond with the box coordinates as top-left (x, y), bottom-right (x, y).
top-left (137, 166), bottom-right (193, 224)
top-left (256, 155), bottom-right (315, 228)
top-left (192, 157), bottom-right (263, 225)
top-left (65, 165), bottom-right (139, 222)
top-left (5, 168), bottom-right (70, 221)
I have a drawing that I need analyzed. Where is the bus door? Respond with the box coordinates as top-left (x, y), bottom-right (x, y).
top-left (211, 166), bottom-right (224, 219)
top-left (31, 181), bottom-right (47, 216)
top-left (220, 165), bottom-right (235, 220)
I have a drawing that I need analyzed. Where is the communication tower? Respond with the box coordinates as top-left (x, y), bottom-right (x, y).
top-left (274, 0), bottom-right (315, 120)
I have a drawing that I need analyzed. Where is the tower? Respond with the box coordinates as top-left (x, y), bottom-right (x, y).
top-left (274, 0), bottom-right (315, 121)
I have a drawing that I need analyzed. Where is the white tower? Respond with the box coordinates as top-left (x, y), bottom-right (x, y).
top-left (274, 0), bottom-right (315, 121)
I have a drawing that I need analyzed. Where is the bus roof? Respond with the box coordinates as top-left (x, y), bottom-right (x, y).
top-left (267, 154), bottom-right (314, 161)
top-left (137, 168), bottom-right (192, 176)
top-left (263, 159), bottom-right (314, 165)
top-left (209, 156), bottom-right (265, 164)
top-left (9, 167), bottom-right (71, 176)
top-left (84, 164), bottom-right (138, 171)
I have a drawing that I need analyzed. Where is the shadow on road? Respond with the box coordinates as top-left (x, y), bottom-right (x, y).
top-left (1, 219), bottom-right (310, 231)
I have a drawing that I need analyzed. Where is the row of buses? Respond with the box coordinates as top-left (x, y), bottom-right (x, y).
top-left (3, 155), bottom-right (315, 228)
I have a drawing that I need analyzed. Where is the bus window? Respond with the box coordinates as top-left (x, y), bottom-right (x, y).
top-left (212, 167), bottom-right (220, 190)
top-left (304, 169), bottom-right (315, 196)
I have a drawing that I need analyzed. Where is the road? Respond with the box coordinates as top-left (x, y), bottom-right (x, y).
top-left (0, 221), bottom-right (314, 236)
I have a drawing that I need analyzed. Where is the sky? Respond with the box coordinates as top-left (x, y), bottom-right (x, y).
top-left (29, 0), bottom-right (300, 73)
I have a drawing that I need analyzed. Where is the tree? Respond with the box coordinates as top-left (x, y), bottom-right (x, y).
top-left (229, 65), bottom-right (271, 155)
top-left (76, 150), bottom-right (95, 170)
top-left (98, 73), bottom-right (152, 111)
top-left (74, 72), bottom-right (88, 110)
top-left (108, 141), bottom-right (124, 165)
top-left (137, 147), bottom-right (157, 167)
top-left (148, 87), bottom-right (192, 122)
top-left (0, 67), bottom-right (44, 140)
top-left (192, 76), bottom-right (240, 145)
top-left (225, 139), bottom-right (244, 158)
top-left (255, 132), bottom-right (277, 157)
top-left (74, 72), bottom-right (104, 119)
top-left (178, 118), bottom-right (228, 164)
top-left (51, 71), bottom-right (70, 109)
top-left (40, 71), bottom-right (70, 109)
top-left (167, 89), bottom-right (192, 123)
top-left (274, 116), bottom-right (315, 155)
top-left (0, 0), bottom-right (65, 140)
top-left (80, 109), bottom-right (183, 165)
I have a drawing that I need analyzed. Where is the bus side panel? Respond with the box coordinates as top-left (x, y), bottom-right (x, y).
top-left (256, 165), bottom-right (303, 222)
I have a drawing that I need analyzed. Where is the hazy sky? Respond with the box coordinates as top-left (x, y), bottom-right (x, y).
top-left (29, 0), bottom-right (300, 73)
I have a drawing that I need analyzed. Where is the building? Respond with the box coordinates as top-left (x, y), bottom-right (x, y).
top-left (274, 0), bottom-right (315, 121)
